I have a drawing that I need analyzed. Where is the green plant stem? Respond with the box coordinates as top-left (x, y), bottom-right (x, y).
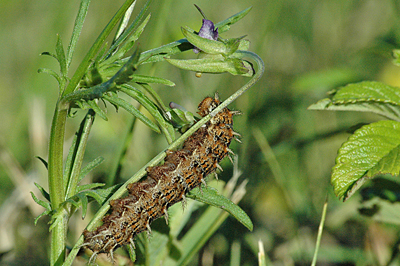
top-left (311, 196), bottom-right (328, 266)
top-left (64, 50), bottom-right (264, 265)
top-left (48, 103), bottom-right (68, 265)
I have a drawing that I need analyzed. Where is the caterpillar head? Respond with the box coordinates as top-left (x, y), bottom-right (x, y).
top-left (198, 96), bottom-right (221, 117)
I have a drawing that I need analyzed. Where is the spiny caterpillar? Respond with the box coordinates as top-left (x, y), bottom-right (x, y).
top-left (82, 95), bottom-right (240, 262)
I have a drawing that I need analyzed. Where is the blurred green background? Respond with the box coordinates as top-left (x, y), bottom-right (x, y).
top-left (2, 0), bottom-right (400, 265)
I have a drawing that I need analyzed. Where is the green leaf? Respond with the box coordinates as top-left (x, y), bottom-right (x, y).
top-left (222, 36), bottom-right (247, 56)
top-left (93, 184), bottom-right (121, 205)
top-left (63, 0), bottom-right (137, 96)
top-left (107, 0), bottom-right (150, 59)
top-left (215, 6), bottom-right (252, 34)
top-left (165, 57), bottom-right (252, 76)
top-left (87, 100), bottom-right (108, 120)
top-left (78, 156), bottom-right (104, 183)
top-left (40, 51), bottom-right (57, 60)
top-left (188, 185), bottom-right (253, 231)
top-left (104, 13), bottom-right (151, 64)
top-left (332, 81), bottom-right (400, 104)
top-left (35, 156), bottom-right (48, 169)
top-left (31, 191), bottom-right (51, 211)
top-left (166, 107), bottom-right (195, 132)
top-left (121, 85), bottom-right (175, 143)
top-left (332, 120), bottom-right (400, 200)
top-left (76, 183), bottom-right (104, 193)
top-left (308, 81), bottom-right (400, 121)
top-left (182, 26), bottom-right (228, 55)
top-left (34, 210), bottom-right (52, 225)
top-left (139, 39), bottom-right (193, 64)
top-left (66, 0), bottom-right (91, 68)
top-left (131, 74), bottom-right (175, 86)
top-left (103, 94), bottom-right (161, 133)
top-left (37, 68), bottom-right (62, 85)
top-left (76, 183), bottom-right (105, 192)
top-left (34, 182), bottom-right (51, 202)
top-left (55, 34), bottom-right (67, 76)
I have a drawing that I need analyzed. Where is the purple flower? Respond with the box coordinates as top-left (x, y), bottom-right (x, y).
top-left (193, 19), bottom-right (219, 53)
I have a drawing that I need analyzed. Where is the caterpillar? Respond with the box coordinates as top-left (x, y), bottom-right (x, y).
top-left (82, 95), bottom-right (240, 262)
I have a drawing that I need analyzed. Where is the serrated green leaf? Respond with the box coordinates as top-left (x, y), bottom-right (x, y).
top-left (308, 81), bottom-right (400, 121)
top-left (332, 120), bottom-right (400, 201)
top-left (103, 94), bottom-right (161, 133)
top-left (188, 185), bottom-right (253, 231)
top-left (182, 26), bottom-right (227, 55)
top-left (87, 99), bottom-right (108, 120)
top-left (215, 6), bottom-right (252, 34)
top-left (37, 68), bottom-right (62, 85)
top-left (165, 57), bottom-right (252, 76)
top-left (332, 81), bottom-right (400, 104)
top-left (34, 182), bottom-right (51, 202)
top-left (131, 74), bottom-right (175, 86)
top-left (78, 157), bottom-right (104, 183)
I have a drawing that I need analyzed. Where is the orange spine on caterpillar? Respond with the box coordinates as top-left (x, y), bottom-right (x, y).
top-left (82, 95), bottom-right (241, 261)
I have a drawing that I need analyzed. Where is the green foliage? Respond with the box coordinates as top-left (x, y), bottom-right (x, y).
top-left (166, 26), bottom-right (253, 76)
top-left (29, 1), bottom-right (261, 265)
top-left (311, 79), bottom-right (400, 201)
top-left (188, 184), bottom-right (253, 231)
top-left (333, 120), bottom-right (400, 200)
top-left (12, 0), bottom-right (400, 265)
top-left (309, 81), bottom-right (400, 121)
